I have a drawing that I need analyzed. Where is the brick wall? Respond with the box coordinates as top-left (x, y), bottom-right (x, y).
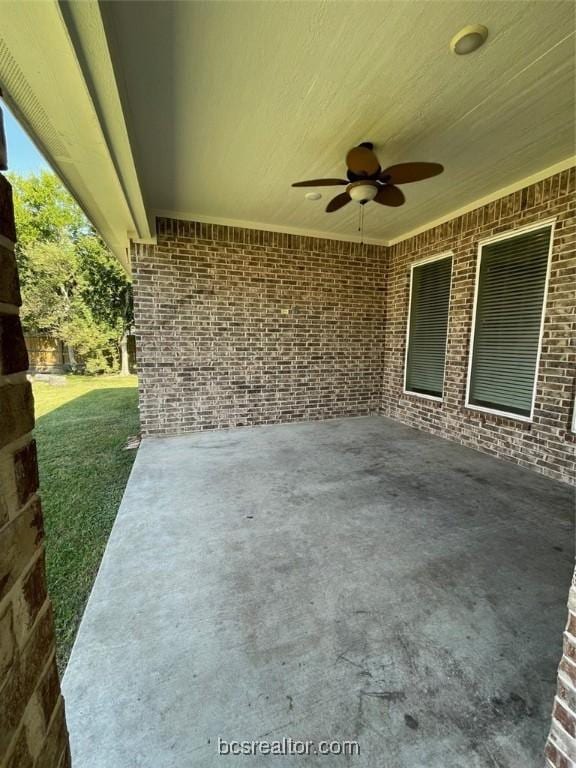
top-left (0, 172), bottom-right (70, 767)
top-left (546, 571), bottom-right (576, 768)
top-left (132, 219), bottom-right (387, 435)
top-left (382, 168), bottom-right (575, 485)
top-left (133, 173), bottom-right (574, 479)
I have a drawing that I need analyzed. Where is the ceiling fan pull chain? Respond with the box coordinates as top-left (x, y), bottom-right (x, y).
top-left (358, 204), bottom-right (365, 245)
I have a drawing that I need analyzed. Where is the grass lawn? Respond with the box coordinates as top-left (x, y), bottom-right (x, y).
top-left (33, 375), bottom-right (139, 672)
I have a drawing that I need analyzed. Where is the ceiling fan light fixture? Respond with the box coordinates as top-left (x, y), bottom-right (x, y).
top-left (450, 24), bottom-right (488, 55)
top-left (291, 148), bottom-right (443, 214)
top-left (348, 182), bottom-right (378, 204)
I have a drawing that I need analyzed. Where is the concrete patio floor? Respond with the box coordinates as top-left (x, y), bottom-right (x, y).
top-left (62, 416), bottom-right (574, 768)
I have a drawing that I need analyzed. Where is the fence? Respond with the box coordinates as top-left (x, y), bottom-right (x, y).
top-left (24, 334), bottom-right (71, 373)
top-left (24, 334), bottom-right (137, 374)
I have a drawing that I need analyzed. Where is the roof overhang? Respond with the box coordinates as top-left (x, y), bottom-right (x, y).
top-left (0, 0), bottom-right (152, 271)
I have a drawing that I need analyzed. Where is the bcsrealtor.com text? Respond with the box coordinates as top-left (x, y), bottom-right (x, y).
top-left (218, 737), bottom-right (360, 757)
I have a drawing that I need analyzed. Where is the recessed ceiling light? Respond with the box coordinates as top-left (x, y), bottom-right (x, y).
top-left (305, 192), bottom-right (321, 200)
top-left (450, 25), bottom-right (488, 55)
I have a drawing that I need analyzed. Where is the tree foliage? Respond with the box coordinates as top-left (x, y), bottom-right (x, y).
top-left (8, 171), bottom-right (132, 374)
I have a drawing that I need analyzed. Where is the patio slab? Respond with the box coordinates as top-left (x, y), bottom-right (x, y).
top-left (62, 415), bottom-right (574, 767)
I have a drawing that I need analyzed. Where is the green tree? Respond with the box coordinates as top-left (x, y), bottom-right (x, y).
top-left (10, 170), bottom-right (86, 246)
top-left (18, 240), bottom-right (80, 334)
top-left (8, 171), bottom-right (133, 374)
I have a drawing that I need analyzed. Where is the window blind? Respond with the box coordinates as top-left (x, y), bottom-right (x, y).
top-left (468, 226), bottom-right (551, 417)
top-left (405, 256), bottom-right (451, 397)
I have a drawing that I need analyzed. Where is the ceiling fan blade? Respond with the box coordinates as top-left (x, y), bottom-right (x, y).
top-left (374, 184), bottom-right (405, 207)
top-left (326, 192), bottom-right (351, 212)
top-left (292, 178), bottom-right (348, 187)
top-left (346, 146), bottom-right (380, 177)
top-left (380, 162), bottom-right (444, 184)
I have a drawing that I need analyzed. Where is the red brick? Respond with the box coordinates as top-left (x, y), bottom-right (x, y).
top-left (37, 655), bottom-right (61, 729)
top-left (0, 314), bottom-right (28, 374)
top-left (34, 697), bottom-right (68, 768)
top-left (545, 739), bottom-right (571, 768)
top-left (0, 168), bottom-right (69, 767)
top-left (0, 382), bottom-right (34, 451)
top-left (13, 440), bottom-right (39, 508)
top-left (0, 604), bottom-right (55, 757)
top-left (0, 245), bottom-right (21, 305)
top-left (132, 228), bottom-right (387, 435)
top-left (0, 174), bottom-right (16, 243)
top-left (0, 601), bottom-right (16, 681)
top-left (553, 699), bottom-right (575, 737)
top-left (20, 550), bottom-right (48, 636)
top-left (3, 725), bottom-right (33, 768)
top-left (0, 498), bottom-right (44, 604)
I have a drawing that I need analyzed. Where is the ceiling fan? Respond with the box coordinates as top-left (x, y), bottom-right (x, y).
top-left (292, 143), bottom-right (443, 212)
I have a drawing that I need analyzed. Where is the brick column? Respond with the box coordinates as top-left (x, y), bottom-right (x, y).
top-left (0, 149), bottom-right (70, 762)
top-left (546, 571), bottom-right (576, 767)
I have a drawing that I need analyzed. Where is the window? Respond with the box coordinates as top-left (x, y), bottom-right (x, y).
top-left (405, 254), bottom-right (452, 399)
top-left (467, 223), bottom-right (553, 419)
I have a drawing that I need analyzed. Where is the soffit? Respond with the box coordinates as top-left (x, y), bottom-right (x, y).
top-left (102, 0), bottom-right (575, 243)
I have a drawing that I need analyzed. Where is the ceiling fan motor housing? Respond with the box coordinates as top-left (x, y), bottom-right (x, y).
top-left (348, 181), bottom-right (379, 204)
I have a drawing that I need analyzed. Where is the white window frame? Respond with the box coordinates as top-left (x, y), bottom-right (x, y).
top-left (403, 251), bottom-right (453, 402)
top-left (465, 218), bottom-right (556, 423)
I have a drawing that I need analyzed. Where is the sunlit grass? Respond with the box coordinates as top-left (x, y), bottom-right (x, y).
top-left (33, 375), bottom-right (139, 671)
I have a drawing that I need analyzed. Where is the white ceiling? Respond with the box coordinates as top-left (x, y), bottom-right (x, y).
top-left (1, 0), bottom-right (574, 258)
top-left (102, 0), bottom-right (575, 243)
